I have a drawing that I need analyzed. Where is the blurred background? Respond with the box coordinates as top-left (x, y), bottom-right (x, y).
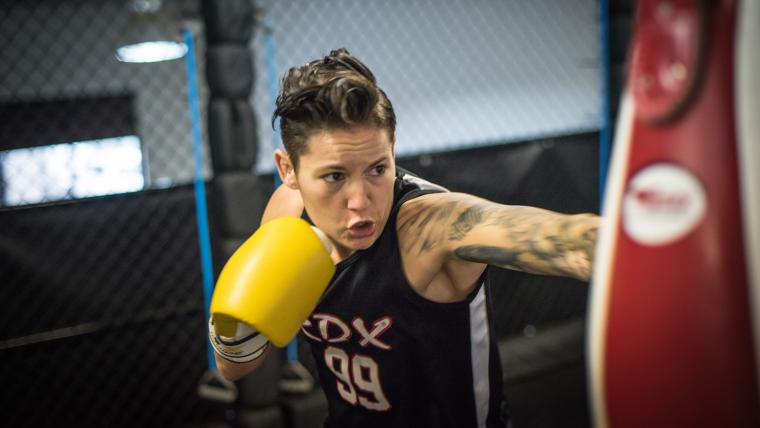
top-left (0, 0), bottom-right (633, 426)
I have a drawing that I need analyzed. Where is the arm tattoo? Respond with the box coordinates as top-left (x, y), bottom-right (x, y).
top-left (448, 203), bottom-right (487, 240)
top-left (454, 245), bottom-right (519, 266)
top-left (397, 200), bottom-right (458, 255)
top-left (398, 193), bottom-right (599, 281)
top-left (451, 205), bottom-right (599, 281)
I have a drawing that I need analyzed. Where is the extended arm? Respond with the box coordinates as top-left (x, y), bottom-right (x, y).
top-left (399, 193), bottom-right (599, 282)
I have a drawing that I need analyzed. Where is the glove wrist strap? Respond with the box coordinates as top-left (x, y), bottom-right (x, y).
top-left (208, 317), bottom-right (269, 364)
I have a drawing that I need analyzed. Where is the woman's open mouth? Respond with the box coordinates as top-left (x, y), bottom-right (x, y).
top-left (347, 220), bottom-right (376, 239)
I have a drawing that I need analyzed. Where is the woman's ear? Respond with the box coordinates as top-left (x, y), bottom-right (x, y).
top-left (274, 149), bottom-right (298, 189)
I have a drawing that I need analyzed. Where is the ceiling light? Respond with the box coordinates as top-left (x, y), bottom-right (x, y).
top-left (116, 0), bottom-right (186, 64)
top-left (116, 40), bottom-right (187, 63)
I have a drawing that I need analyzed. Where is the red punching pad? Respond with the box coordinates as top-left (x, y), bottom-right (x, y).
top-left (589, 1), bottom-right (760, 427)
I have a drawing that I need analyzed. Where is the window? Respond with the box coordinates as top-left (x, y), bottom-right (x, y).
top-left (1, 135), bottom-right (144, 207)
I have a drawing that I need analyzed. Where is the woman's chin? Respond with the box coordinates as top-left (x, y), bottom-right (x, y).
top-left (339, 235), bottom-right (376, 254)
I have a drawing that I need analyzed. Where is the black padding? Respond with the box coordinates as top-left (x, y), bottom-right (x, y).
top-left (0, 95), bottom-right (135, 151)
top-left (281, 389), bottom-right (329, 428)
top-left (0, 185), bottom-right (206, 338)
top-left (208, 99), bottom-right (258, 172)
top-left (203, 0), bottom-right (255, 43)
top-left (499, 319), bottom-right (590, 428)
top-left (610, 0), bottom-right (634, 15)
top-left (236, 347), bottom-right (283, 409)
top-left (236, 406), bottom-right (285, 428)
top-left (185, 422), bottom-right (235, 428)
top-left (611, 61), bottom-right (627, 89)
top-left (213, 236), bottom-right (247, 278)
top-left (210, 172), bottom-right (271, 237)
top-left (220, 236), bottom-right (247, 261)
top-left (611, 14), bottom-right (632, 63)
top-left (500, 319), bottom-right (585, 382)
top-left (206, 44), bottom-right (253, 98)
top-left (611, 63), bottom-right (627, 118)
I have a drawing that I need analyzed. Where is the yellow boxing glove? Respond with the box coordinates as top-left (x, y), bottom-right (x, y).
top-left (210, 217), bottom-right (335, 347)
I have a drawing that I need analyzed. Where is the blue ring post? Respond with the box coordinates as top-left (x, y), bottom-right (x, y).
top-left (184, 27), bottom-right (217, 370)
top-left (598, 0), bottom-right (612, 207)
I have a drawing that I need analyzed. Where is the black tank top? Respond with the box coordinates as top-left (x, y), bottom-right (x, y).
top-left (302, 169), bottom-right (505, 428)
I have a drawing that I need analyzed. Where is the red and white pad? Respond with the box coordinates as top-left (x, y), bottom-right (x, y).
top-left (589, 1), bottom-right (760, 426)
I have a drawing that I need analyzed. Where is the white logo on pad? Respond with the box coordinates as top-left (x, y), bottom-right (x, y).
top-left (623, 163), bottom-right (706, 246)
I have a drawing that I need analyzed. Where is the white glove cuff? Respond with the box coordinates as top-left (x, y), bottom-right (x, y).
top-left (310, 226), bottom-right (334, 254)
top-left (208, 317), bottom-right (270, 364)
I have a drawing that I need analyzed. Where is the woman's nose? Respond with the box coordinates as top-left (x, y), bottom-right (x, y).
top-left (346, 180), bottom-right (371, 211)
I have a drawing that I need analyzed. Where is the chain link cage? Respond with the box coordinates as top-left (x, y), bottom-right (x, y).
top-left (1, 0), bottom-right (604, 427)
top-left (251, 0), bottom-right (601, 173)
top-left (0, 0), bottom-right (216, 426)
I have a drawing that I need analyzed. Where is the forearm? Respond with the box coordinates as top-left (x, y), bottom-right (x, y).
top-left (215, 346), bottom-right (271, 381)
top-left (399, 193), bottom-right (600, 281)
top-left (453, 210), bottom-right (599, 281)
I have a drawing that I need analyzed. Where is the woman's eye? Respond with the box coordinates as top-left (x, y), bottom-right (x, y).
top-left (371, 165), bottom-right (386, 176)
top-left (324, 172), bottom-right (344, 183)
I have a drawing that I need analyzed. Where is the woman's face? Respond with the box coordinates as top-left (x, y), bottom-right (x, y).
top-left (278, 126), bottom-right (396, 260)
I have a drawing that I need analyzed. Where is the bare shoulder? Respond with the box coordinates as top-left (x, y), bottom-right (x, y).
top-left (396, 192), bottom-right (484, 254)
top-left (261, 184), bottom-right (304, 225)
top-left (396, 192), bottom-right (487, 301)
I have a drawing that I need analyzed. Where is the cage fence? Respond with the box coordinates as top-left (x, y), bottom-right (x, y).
top-left (0, 0), bottom-right (215, 426)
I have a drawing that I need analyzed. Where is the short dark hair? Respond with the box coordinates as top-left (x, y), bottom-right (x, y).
top-left (272, 48), bottom-right (396, 169)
